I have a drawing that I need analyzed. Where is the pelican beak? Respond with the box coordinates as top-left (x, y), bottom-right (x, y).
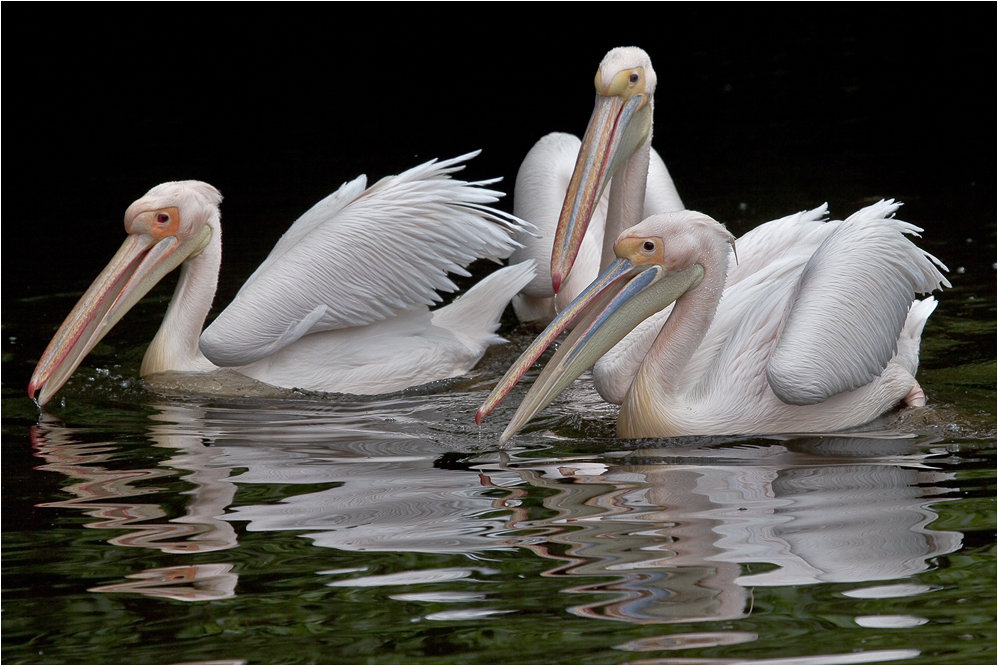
top-left (550, 88), bottom-right (652, 293)
top-left (477, 249), bottom-right (703, 442)
top-left (27, 221), bottom-right (211, 406)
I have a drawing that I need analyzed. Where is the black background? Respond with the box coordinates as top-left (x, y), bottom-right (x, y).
top-left (5, 5), bottom-right (994, 364)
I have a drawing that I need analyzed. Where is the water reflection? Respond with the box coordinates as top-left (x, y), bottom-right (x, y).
top-left (32, 413), bottom-right (237, 554)
top-left (87, 564), bottom-right (237, 601)
top-left (31, 411), bottom-right (241, 602)
top-left (31, 404), bottom-right (962, 626)
top-left (625, 648), bottom-right (922, 664)
top-left (476, 438), bottom-right (962, 623)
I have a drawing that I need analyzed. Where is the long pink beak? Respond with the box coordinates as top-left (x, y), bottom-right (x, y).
top-left (550, 92), bottom-right (650, 293)
top-left (27, 232), bottom-right (183, 406)
top-left (477, 256), bottom-right (704, 443)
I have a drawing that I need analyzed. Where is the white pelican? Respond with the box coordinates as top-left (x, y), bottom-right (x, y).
top-left (507, 45), bottom-right (945, 412)
top-left (478, 201), bottom-right (949, 441)
top-left (508, 46), bottom-right (684, 323)
top-left (28, 153), bottom-right (536, 406)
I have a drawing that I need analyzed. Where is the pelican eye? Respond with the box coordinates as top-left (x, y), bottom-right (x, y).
top-left (629, 73), bottom-right (639, 84)
top-left (157, 213), bottom-right (171, 225)
top-left (643, 241), bottom-right (656, 252)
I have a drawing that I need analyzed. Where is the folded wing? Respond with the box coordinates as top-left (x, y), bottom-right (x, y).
top-left (766, 200), bottom-right (949, 405)
top-left (200, 152), bottom-right (528, 366)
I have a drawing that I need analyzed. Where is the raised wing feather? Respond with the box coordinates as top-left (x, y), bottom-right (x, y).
top-left (200, 152), bottom-right (529, 367)
top-left (597, 205), bottom-right (835, 405)
top-left (766, 200), bottom-right (949, 405)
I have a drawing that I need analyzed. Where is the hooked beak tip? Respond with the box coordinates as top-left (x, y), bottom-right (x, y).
top-left (552, 272), bottom-right (562, 294)
top-left (474, 409), bottom-right (483, 426)
top-left (28, 371), bottom-right (49, 400)
top-left (26, 381), bottom-right (46, 407)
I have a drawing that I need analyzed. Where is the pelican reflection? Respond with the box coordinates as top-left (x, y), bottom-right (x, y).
top-left (32, 404), bottom-right (961, 621)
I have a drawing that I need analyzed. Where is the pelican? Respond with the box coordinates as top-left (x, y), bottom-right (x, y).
top-left (506, 45), bottom-right (816, 406)
top-left (28, 152), bottom-right (536, 406)
top-left (478, 201), bottom-right (949, 441)
top-left (508, 46), bottom-right (684, 323)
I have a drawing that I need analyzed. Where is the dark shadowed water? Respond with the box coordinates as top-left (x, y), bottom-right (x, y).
top-left (3, 8), bottom-right (994, 665)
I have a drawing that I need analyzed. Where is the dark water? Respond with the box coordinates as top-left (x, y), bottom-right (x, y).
top-left (4, 9), bottom-right (995, 665)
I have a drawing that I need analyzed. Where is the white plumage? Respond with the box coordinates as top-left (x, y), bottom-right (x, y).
top-left (479, 201), bottom-right (949, 440)
top-left (29, 153), bottom-right (535, 405)
top-left (508, 47), bottom-right (684, 324)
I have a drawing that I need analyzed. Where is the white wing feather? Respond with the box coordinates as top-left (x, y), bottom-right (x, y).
top-left (690, 201), bottom-right (947, 411)
top-left (200, 152), bottom-right (529, 366)
top-left (595, 205), bottom-right (833, 405)
top-left (766, 200), bottom-right (949, 404)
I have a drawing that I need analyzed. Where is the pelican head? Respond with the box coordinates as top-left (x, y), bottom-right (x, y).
top-left (28, 181), bottom-right (222, 406)
top-left (551, 46), bottom-right (658, 293)
top-left (479, 211), bottom-right (729, 441)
